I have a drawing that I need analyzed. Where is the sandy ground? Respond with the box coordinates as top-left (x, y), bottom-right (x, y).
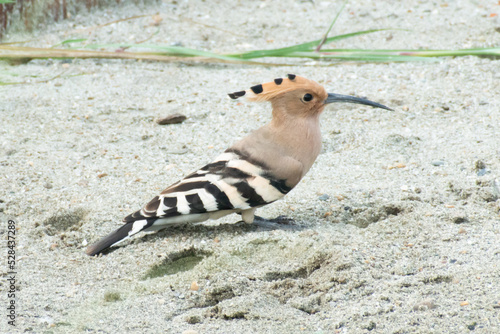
top-left (1, 0), bottom-right (500, 333)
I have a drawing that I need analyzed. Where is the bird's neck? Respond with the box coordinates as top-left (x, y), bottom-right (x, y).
top-left (269, 112), bottom-right (322, 174)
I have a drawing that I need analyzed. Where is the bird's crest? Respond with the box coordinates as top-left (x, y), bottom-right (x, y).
top-left (228, 74), bottom-right (324, 102)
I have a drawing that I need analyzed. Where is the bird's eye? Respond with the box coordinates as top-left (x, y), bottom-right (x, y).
top-left (303, 93), bottom-right (313, 102)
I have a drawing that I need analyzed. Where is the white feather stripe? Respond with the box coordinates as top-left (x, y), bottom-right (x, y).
top-left (144, 210), bottom-right (236, 230)
top-left (146, 213), bottom-right (210, 229)
top-left (129, 219), bottom-right (148, 236)
top-left (176, 194), bottom-right (191, 214)
top-left (110, 235), bottom-right (131, 248)
top-left (215, 179), bottom-right (251, 209)
top-left (197, 188), bottom-right (219, 211)
top-left (180, 175), bottom-right (212, 183)
top-left (248, 176), bottom-right (285, 203)
top-left (227, 159), bottom-right (263, 176)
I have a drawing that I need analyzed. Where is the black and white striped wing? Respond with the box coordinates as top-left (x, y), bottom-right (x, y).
top-left (125, 148), bottom-right (292, 224)
top-left (86, 149), bottom-right (294, 255)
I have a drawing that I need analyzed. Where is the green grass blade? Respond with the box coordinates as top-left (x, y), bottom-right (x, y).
top-left (228, 28), bottom-right (397, 59)
top-left (81, 43), bottom-right (249, 62)
top-left (280, 51), bottom-right (435, 62)
top-left (317, 48), bottom-right (500, 58)
top-left (316, 0), bottom-right (349, 51)
top-left (397, 48), bottom-right (500, 57)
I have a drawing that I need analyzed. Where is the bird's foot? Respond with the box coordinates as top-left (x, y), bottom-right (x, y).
top-left (254, 215), bottom-right (296, 225)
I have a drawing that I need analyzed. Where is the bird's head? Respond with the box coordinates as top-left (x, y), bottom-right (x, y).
top-left (228, 74), bottom-right (392, 118)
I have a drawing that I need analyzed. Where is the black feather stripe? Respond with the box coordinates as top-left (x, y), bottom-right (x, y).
top-left (274, 78), bottom-right (283, 85)
top-left (144, 196), bottom-right (161, 214)
top-left (161, 196), bottom-right (180, 216)
top-left (262, 173), bottom-right (293, 194)
top-left (269, 178), bottom-right (293, 194)
top-left (205, 183), bottom-right (234, 210)
top-left (287, 74), bottom-right (296, 80)
top-left (163, 196), bottom-right (177, 208)
top-left (162, 207), bottom-right (181, 216)
top-left (183, 171), bottom-right (202, 179)
top-left (124, 210), bottom-right (147, 222)
top-left (199, 160), bottom-right (228, 173)
top-left (164, 180), bottom-right (211, 194)
top-left (86, 218), bottom-right (157, 256)
top-left (233, 181), bottom-right (265, 207)
top-left (222, 167), bottom-right (252, 179)
top-left (186, 193), bottom-right (207, 213)
top-left (86, 223), bottom-right (134, 255)
top-left (124, 196), bottom-right (179, 222)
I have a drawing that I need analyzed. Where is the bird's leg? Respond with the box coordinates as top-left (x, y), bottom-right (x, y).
top-left (240, 208), bottom-right (256, 224)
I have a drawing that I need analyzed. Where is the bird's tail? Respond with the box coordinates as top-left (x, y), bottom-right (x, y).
top-left (86, 220), bottom-right (144, 256)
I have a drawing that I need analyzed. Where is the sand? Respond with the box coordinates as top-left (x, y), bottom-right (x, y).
top-left (1, 0), bottom-right (499, 333)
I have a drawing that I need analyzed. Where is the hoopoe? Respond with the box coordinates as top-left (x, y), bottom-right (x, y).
top-left (86, 74), bottom-right (391, 256)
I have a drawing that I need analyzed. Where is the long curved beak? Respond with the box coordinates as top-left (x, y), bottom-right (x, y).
top-left (325, 93), bottom-right (393, 111)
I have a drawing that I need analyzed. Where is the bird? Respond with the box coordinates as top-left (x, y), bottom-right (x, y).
top-left (86, 74), bottom-right (391, 256)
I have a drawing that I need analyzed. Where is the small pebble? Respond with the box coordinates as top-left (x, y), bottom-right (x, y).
top-left (460, 301), bottom-right (469, 306)
top-left (157, 113), bottom-right (187, 125)
top-left (452, 216), bottom-right (468, 224)
top-left (151, 14), bottom-right (163, 26)
top-left (476, 169), bottom-right (488, 176)
top-left (186, 315), bottom-right (202, 324)
top-left (318, 194), bottom-right (330, 201)
top-left (190, 281), bottom-right (199, 291)
top-left (467, 322), bottom-right (477, 330)
top-left (432, 160), bottom-right (445, 166)
top-left (413, 299), bottom-right (436, 311)
top-left (474, 160), bottom-right (486, 170)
